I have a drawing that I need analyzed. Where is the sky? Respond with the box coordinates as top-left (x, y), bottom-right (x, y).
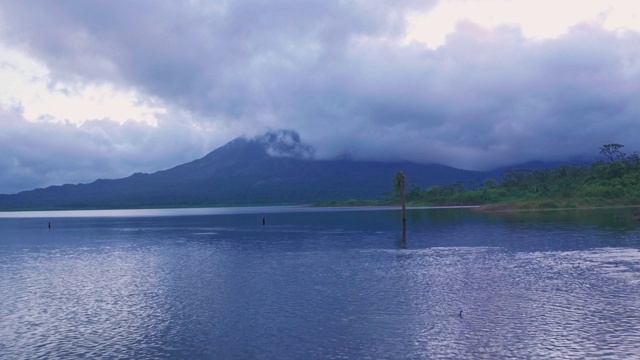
top-left (1, 0), bottom-right (639, 194)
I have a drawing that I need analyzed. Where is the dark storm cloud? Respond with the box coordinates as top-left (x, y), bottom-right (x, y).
top-left (0, 0), bottom-right (432, 115)
top-left (1, 0), bottom-right (640, 194)
top-left (316, 22), bottom-right (640, 167)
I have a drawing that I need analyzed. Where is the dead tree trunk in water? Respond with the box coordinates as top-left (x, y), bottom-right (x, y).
top-left (394, 172), bottom-right (407, 243)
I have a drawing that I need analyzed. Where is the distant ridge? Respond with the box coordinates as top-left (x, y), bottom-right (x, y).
top-left (0, 130), bottom-right (564, 210)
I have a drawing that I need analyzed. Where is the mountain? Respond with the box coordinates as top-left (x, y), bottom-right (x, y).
top-left (487, 159), bottom-right (593, 175)
top-left (0, 130), bottom-right (493, 210)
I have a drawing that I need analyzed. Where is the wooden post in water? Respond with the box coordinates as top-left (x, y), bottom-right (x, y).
top-left (394, 171), bottom-right (407, 243)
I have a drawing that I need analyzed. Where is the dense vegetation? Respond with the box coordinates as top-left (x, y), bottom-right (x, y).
top-left (394, 144), bottom-right (640, 210)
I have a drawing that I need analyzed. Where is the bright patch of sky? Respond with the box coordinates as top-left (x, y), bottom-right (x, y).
top-left (0, 45), bottom-right (165, 125)
top-left (406, 0), bottom-right (640, 48)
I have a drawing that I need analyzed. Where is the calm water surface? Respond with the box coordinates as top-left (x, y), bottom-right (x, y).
top-left (1, 207), bottom-right (639, 359)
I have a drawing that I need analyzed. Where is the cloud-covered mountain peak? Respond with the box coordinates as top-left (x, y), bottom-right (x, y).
top-left (253, 130), bottom-right (315, 159)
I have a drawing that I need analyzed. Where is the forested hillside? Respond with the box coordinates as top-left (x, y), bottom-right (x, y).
top-left (398, 144), bottom-right (639, 209)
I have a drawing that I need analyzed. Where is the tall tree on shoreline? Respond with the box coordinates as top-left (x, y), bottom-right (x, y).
top-left (394, 171), bottom-right (407, 242)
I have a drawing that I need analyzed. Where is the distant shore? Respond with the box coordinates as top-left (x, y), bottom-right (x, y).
top-left (316, 198), bottom-right (640, 213)
top-left (474, 203), bottom-right (640, 212)
top-left (0, 204), bottom-right (479, 218)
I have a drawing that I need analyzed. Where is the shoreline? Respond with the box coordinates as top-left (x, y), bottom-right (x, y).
top-left (2, 201), bottom-right (639, 217)
top-left (0, 204), bottom-right (480, 219)
top-left (474, 203), bottom-right (640, 213)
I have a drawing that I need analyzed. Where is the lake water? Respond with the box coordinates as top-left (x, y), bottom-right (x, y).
top-left (1, 206), bottom-right (639, 359)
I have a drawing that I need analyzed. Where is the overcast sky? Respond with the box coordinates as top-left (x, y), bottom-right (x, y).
top-left (1, 0), bottom-right (639, 194)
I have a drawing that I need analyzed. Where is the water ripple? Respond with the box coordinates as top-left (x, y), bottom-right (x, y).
top-left (1, 210), bottom-right (640, 359)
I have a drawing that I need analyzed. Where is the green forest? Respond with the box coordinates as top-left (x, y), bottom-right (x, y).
top-left (395, 144), bottom-right (640, 210)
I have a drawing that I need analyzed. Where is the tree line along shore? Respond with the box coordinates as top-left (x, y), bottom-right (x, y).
top-left (319, 144), bottom-right (640, 211)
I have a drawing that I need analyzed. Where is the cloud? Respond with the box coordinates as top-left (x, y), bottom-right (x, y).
top-left (255, 129), bottom-right (315, 159)
top-left (0, 106), bottom-right (238, 194)
top-left (289, 22), bottom-right (640, 169)
top-left (0, 0), bottom-right (432, 115)
top-left (0, 47), bottom-right (165, 125)
top-left (0, 0), bottom-right (640, 194)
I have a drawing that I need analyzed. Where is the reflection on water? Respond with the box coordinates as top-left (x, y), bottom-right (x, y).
top-left (0, 207), bottom-right (639, 359)
top-left (0, 248), bottom-right (173, 358)
top-left (479, 206), bottom-right (640, 230)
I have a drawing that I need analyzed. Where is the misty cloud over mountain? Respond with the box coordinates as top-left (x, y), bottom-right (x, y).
top-left (255, 130), bottom-right (315, 159)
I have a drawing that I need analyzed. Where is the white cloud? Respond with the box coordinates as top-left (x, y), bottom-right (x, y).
top-left (0, 45), bottom-right (165, 125)
top-left (406, 0), bottom-right (640, 48)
